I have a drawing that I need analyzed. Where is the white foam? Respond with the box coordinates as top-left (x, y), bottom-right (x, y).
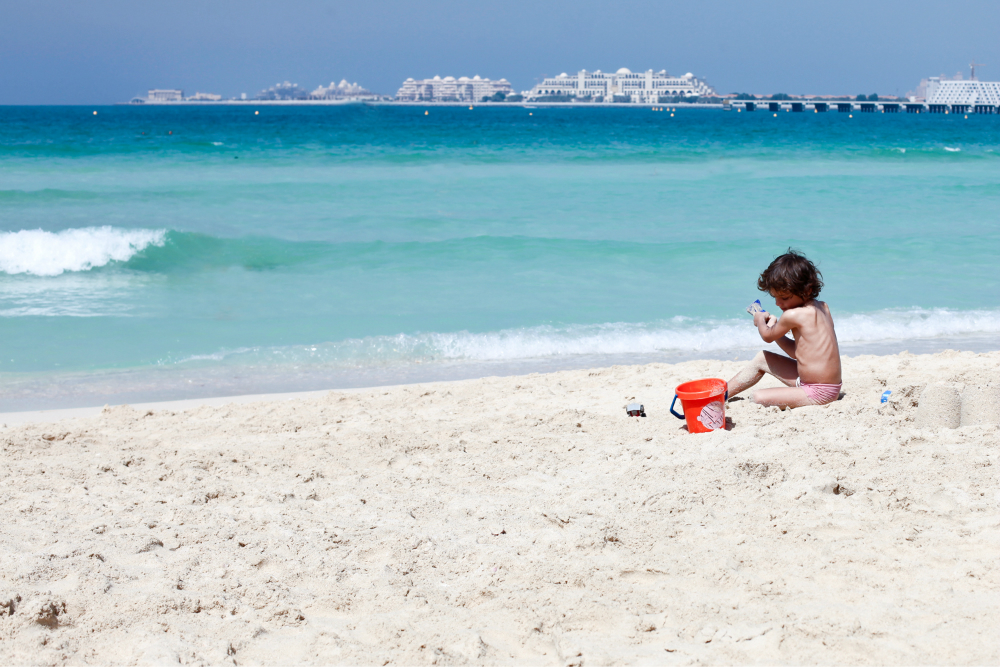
top-left (0, 227), bottom-right (166, 276)
top-left (944, 147), bottom-right (961, 152)
top-left (423, 308), bottom-right (1000, 360)
top-left (427, 320), bottom-right (756, 360)
top-left (836, 308), bottom-right (999, 343)
top-left (171, 308), bottom-right (1000, 368)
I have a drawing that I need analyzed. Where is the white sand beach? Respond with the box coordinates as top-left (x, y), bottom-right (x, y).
top-left (1, 350), bottom-right (998, 665)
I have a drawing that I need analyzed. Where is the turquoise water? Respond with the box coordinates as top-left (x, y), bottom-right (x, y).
top-left (1, 105), bottom-right (998, 409)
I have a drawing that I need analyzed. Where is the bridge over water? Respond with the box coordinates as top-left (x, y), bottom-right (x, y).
top-left (726, 100), bottom-right (999, 115)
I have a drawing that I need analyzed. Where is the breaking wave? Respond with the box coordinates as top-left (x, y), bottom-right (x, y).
top-left (0, 227), bottom-right (166, 276)
top-left (169, 308), bottom-right (1000, 368)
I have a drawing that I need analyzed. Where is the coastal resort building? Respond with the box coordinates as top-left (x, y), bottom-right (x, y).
top-left (925, 77), bottom-right (999, 106)
top-left (396, 75), bottom-right (513, 102)
top-left (258, 80), bottom-right (377, 101)
top-left (526, 69), bottom-right (717, 103)
top-left (310, 79), bottom-right (375, 100)
top-left (255, 82), bottom-right (312, 101)
top-left (147, 89), bottom-right (183, 102)
top-left (134, 89), bottom-right (219, 104)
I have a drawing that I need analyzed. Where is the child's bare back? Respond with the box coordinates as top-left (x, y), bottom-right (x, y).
top-left (728, 251), bottom-right (843, 408)
top-left (770, 299), bottom-right (841, 385)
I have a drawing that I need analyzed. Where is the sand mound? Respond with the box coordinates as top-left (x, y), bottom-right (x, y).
top-left (915, 382), bottom-right (963, 428)
top-left (0, 351), bottom-right (998, 665)
top-left (962, 382), bottom-right (1001, 427)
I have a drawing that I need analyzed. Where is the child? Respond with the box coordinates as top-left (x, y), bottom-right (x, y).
top-left (727, 250), bottom-right (842, 408)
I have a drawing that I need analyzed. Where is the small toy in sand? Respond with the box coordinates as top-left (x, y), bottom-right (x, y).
top-left (746, 299), bottom-right (764, 315)
top-left (626, 403), bottom-right (646, 417)
top-left (881, 390), bottom-right (892, 403)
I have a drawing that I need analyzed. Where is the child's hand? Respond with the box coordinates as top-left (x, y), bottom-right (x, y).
top-left (754, 311), bottom-right (777, 329)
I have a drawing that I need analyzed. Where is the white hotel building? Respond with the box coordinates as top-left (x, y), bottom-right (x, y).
top-left (147, 89), bottom-right (184, 102)
top-left (925, 77), bottom-right (1000, 106)
top-left (396, 75), bottom-right (513, 102)
top-left (527, 68), bottom-right (716, 103)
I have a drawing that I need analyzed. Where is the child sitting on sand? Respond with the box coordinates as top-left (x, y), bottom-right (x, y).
top-left (727, 250), bottom-right (842, 408)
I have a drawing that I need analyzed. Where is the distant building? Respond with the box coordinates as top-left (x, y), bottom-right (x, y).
top-left (310, 79), bottom-right (373, 99)
top-left (925, 77), bottom-right (999, 105)
top-left (254, 80), bottom-right (376, 101)
top-left (148, 89), bottom-right (183, 102)
top-left (396, 75), bottom-right (513, 102)
top-left (908, 78), bottom-right (931, 101)
top-left (188, 92), bottom-right (222, 101)
top-left (255, 82), bottom-right (311, 101)
top-left (526, 69), bottom-right (716, 103)
top-left (908, 71), bottom-right (995, 102)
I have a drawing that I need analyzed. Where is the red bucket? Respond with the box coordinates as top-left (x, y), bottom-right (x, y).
top-left (670, 378), bottom-right (727, 433)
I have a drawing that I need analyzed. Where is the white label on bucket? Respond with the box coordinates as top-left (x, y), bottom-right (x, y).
top-left (697, 402), bottom-right (725, 430)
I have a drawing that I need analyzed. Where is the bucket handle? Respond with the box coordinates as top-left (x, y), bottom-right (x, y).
top-left (670, 390), bottom-right (729, 421)
top-left (670, 395), bottom-right (684, 420)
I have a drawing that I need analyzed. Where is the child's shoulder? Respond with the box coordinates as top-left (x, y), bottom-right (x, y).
top-left (782, 301), bottom-right (821, 324)
top-left (812, 299), bottom-right (831, 315)
top-left (800, 299), bottom-right (828, 313)
top-left (791, 300), bottom-right (834, 327)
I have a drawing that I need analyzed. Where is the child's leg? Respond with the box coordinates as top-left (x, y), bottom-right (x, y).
top-left (727, 351), bottom-right (815, 408)
top-left (727, 350), bottom-right (798, 397)
top-left (750, 385), bottom-right (816, 409)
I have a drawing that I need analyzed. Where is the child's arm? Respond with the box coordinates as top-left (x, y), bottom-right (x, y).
top-left (774, 332), bottom-right (797, 359)
top-left (754, 310), bottom-right (797, 344)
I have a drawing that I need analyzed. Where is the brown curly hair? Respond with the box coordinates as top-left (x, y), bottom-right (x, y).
top-left (757, 249), bottom-right (824, 300)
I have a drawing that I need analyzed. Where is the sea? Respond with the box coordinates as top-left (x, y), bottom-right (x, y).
top-left (1, 104), bottom-right (998, 411)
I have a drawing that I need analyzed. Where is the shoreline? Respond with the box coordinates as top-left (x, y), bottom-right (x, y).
top-left (3, 342), bottom-right (998, 426)
top-left (2, 334), bottom-right (997, 419)
top-left (0, 388), bottom-right (336, 427)
top-left (2, 349), bottom-right (997, 664)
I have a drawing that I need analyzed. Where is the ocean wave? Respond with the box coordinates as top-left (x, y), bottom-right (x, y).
top-left (837, 308), bottom-right (998, 342)
top-left (112, 232), bottom-right (703, 274)
top-left (170, 308), bottom-right (1000, 368)
top-left (0, 227), bottom-right (166, 276)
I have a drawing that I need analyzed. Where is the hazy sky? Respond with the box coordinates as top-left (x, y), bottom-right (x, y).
top-left (2, 0), bottom-right (998, 103)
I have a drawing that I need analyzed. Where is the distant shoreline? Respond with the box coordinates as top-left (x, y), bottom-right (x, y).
top-left (112, 99), bottom-right (1000, 114)
top-left (116, 99), bottom-right (726, 109)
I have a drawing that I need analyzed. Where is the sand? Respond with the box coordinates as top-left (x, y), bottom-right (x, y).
top-left (1, 350), bottom-right (998, 666)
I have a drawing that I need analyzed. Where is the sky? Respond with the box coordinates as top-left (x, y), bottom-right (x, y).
top-left (1, 0), bottom-right (999, 104)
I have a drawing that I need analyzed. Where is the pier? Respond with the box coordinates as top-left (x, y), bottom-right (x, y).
top-left (726, 100), bottom-right (999, 114)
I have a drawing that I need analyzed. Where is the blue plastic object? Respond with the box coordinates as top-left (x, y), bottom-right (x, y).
top-left (881, 390), bottom-right (892, 403)
top-left (670, 395), bottom-right (685, 419)
top-left (746, 299), bottom-right (764, 315)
